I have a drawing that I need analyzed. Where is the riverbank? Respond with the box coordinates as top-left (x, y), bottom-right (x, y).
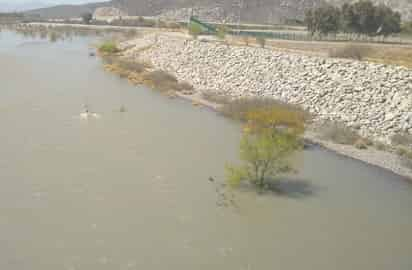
top-left (111, 31), bottom-right (412, 179)
top-left (176, 91), bottom-right (412, 180)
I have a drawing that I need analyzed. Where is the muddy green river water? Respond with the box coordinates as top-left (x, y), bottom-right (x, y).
top-left (1, 30), bottom-right (412, 270)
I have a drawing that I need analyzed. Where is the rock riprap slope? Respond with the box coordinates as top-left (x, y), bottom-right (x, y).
top-left (126, 35), bottom-right (412, 142)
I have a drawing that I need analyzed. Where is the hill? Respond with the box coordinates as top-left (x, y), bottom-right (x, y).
top-left (25, 2), bottom-right (110, 19)
top-left (24, 0), bottom-right (412, 23)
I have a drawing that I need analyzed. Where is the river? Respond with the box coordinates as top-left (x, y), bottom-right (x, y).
top-left (1, 30), bottom-right (412, 270)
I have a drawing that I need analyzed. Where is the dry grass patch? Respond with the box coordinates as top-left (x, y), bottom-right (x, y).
top-left (201, 92), bottom-right (232, 105)
top-left (319, 122), bottom-right (360, 145)
top-left (219, 97), bottom-right (310, 123)
top-left (143, 70), bottom-right (193, 92)
top-left (391, 133), bottom-right (412, 147)
top-left (329, 44), bottom-right (370, 60)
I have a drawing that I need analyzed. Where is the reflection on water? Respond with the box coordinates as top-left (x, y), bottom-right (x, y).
top-left (1, 30), bottom-right (412, 270)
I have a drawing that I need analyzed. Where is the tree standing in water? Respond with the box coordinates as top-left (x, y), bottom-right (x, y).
top-left (226, 105), bottom-right (305, 190)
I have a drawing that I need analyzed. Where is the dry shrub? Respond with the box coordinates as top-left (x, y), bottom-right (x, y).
top-left (391, 133), bottom-right (412, 146)
top-left (219, 97), bottom-right (309, 123)
top-left (374, 141), bottom-right (387, 151)
top-left (329, 44), bottom-right (369, 60)
top-left (175, 81), bottom-right (194, 92)
top-left (201, 92), bottom-right (232, 104)
top-left (242, 36), bottom-right (250, 46)
top-left (124, 29), bottom-right (139, 38)
top-left (116, 59), bottom-right (148, 73)
top-left (319, 122), bottom-right (360, 145)
top-left (143, 70), bottom-right (193, 92)
top-left (396, 147), bottom-right (412, 169)
top-left (354, 138), bottom-right (368, 150)
top-left (256, 36), bottom-right (266, 48)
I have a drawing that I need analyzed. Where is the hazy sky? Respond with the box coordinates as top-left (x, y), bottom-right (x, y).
top-left (0, 0), bottom-right (107, 4)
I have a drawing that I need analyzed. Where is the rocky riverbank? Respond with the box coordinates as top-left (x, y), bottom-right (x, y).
top-left (118, 32), bottom-right (412, 179)
top-left (123, 33), bottom-right (412, 143)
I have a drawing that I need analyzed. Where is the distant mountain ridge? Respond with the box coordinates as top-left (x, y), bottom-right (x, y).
top-left (0, 1), bottom-right (56, 12)
top-left (23, 0), bottom-right (412, 23)
top-left (25, 2), bottom-right (110, 18)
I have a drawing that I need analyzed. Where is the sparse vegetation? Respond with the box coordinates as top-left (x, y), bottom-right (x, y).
top-left (216, 26), bottom-right (227, 41)
top-left (102, 55), bottom-right (193, 94)
top-left (143, 70), bottom-right (193, 92)
top-left (98, 41), bottom-right (120, 54)
top-left (256, 36), bottom-right (266, 48)
top-left (124, 29), bottom-right (139, 38)
top-left (242, 36), bottom-right (250, 46)
top-left (329, 44), bottom-right (369, 60)
top-left (354, 138), bottom-right (368, 149)
top-left (201, 92), bottom-right (231, 105)
top-left (319, 122), bottom-right (360, 145)
top-left (188, 23), bottom-right (202, 39)
top-left (219, 97), bottom-right (309, 123)
top-left (374, 141), bottom-right (387, 151)
top-left (391, 133), bottom-right (412, 146)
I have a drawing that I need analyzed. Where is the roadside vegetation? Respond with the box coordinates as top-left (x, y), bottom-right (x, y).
top-left (305, 0), bottom-right (401, 39)
top-left (329, 44), bottom-right (369, 60)
top-left (188, 23), bottom-right (202, 39)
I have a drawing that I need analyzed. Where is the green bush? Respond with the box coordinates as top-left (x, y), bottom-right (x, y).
top-left (99, 41), bottom-right (120, 54)
top-left (401, 21), bottom-right (412, 35)
top-left (226, 129), bottom-right (300, 190)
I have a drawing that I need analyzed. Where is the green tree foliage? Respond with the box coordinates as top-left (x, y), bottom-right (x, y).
top-left (305, 0), bottom-right (401, 37)
top-left (401, 21), bottom-right (412, 35)
top-left (98, 41), bottom-right (120, 54)
top-left (226, 106), bottom-right (305, 190)
top-left (305, 4), bottom-right (340, 36)
top-left (374, 4), bottom-right (401, 37)
top-left (351, 0), bottom-right (377, 35)
top-left (226, 130), bottom-right (299, 189)
top-left (341, 3), bottom-right (358, 33)
top-left (81, 12), bottom-right (93, 24)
